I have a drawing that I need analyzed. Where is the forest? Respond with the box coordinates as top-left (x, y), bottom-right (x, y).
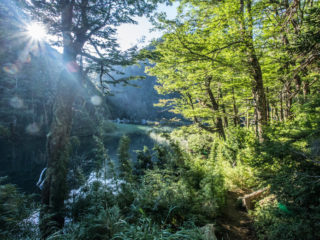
top-left (0, 0), bottom-right (319, 239)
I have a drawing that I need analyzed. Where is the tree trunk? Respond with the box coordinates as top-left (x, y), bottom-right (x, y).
top-left (216, 117), bottom-right (226, 140)
top-left (186, 93), bottom-right (219, 135)
top-left (232, 87), bottom-right (240, 126)
top-left (219, 87), bottom-right (229, 127)
top-left (246, 99), bottom-right (250, 128)
top-left (40, 1), bottom-right (79, 238)
top-left (205, 79), bottom-right (226, 140)
top-left (254, 108), bottom-right (258, 136)
top-left (302, 80), bottom-right (310, 101)
top-left (266, 87), bottom-right (270, 122)
top-left (274, 106), bottom-right (279, 121)
top-left (280, 91), bottom-right (284, 121)
top-left (240, 0), bottom-right (267, 142)
top-left (40, 69), bottom-right (77, 239)
top-left (283, 83), bottom-right (292, 119)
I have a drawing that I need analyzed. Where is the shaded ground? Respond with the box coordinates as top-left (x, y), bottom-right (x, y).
top-left (216, 190), bottom-right (257, 240)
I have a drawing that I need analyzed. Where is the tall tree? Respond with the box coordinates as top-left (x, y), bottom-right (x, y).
top-left (148, 0), bottom-right (252, 139)
top-left (147, 27), bottom-right (230, 139)
top-left (21, 0), bottom-right (165, 238)
top-left (150, 0), bottom-right (320, 142)
top-left (239, 0), bottom-right (267, 142)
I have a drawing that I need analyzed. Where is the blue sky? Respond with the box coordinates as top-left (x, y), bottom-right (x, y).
top-left (117, 2), bottom-right (178, 50)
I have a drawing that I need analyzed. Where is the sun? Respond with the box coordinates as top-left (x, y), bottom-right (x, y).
top-left (26, 22), bottom-right (46, 41)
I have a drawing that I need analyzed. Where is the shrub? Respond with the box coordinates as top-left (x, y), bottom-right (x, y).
top-left (118, 135), bottom-right (133, 181)
top-left (0, 177), bottom-right (35, 239)
top-left (134, 146), bottom-right (153, 176)
top-left (134, 169), bottom-right (193, 226)
top-left (112, 217), bottom-right (204, 240)
top-left (250, 96), bottom-right (320, 240)
top-left (253, 196), bottom-right (320, 240)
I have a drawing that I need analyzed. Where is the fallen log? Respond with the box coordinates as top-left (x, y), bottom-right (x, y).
top-left (240, 187), bottom-right (269, 210)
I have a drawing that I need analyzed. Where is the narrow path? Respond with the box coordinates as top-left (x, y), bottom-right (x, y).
top-left (216, 191), bottom-right (257, 240)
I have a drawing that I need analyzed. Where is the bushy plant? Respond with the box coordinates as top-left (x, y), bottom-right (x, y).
top-left (249, 96), bottom-right (320, 239)
top-left (153, 144), bottom-right (170, 168)
top-left (73, 206), bottom-right (122, 240)
top-left (133, 134), bottom-right (227, 226)
top-left (118, 135), bottom-right (133, 181)
top-left (206, 127), bottom-right (260, 191)
top-left (134, 146), bottom-right (153, 176)
top-left (0, 177), bottom-right (36, 239)
top-left (69, 178), bottom-right (118, 221)
top-left (253, 196), bottom-right (320, 240)
top-left (134, 169), bottom-right (194, 226)
top-left (113, 217), bottom-right (204, 240)
top-left (64, 163), bottom-right (205, 240)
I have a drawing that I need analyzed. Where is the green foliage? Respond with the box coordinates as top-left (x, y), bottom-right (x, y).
top-left (0, 177), bottom-right (36, 239)
top-left (63, 129), bottom-right (227, 239)
top-left (293, 4), bottom-right (320, 60)
top-left (253, 198), bottom-right (320, 240)
top-left (134, 146), bottom-right (153, 176)
top-left (0, 125), bottom-right (10, 138)
top-left (73, 206), bottom-right (122, 240)
top-left (117, 135), bottom-right (133, 181)
top-left (2, 2), bottom-right (320, 239)
top-left (70, 180), bottom-right (115, 222)
top-left (112, 218), bottom-right (203, 240)
top-left (135, 169), bottom-right (195, 226)
top-left (132, 132), bottom-right (227, 227)
top-left (93, 135), bottom-right (108, 176)
top-left (15, 0), bottom-right (320, 238)
top-left (247, 96), bottom-right (320, 239)
top-left (49, 209), bottom-right (203, 240)
top-left (61, 156), bottom-right (207, 240)
top-left (184, 133), bottom-right (213, 157)
top-left (153, 144), bottom-right (169, 168)
top-left (160, 105), bottom-right (320, 239)
top-left (209, 127), bottom-right (259, 190)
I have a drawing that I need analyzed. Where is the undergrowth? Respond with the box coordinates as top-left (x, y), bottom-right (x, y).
top-left (1, 97), bottom-right (320, 240)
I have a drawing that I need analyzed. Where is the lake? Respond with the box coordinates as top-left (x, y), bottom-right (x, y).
top-left (0, 123), bottom-right (169, 193)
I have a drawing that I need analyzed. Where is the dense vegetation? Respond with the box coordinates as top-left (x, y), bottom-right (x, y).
top-left (0, 0), bottom-right (319, 239)
top-left (145, 0), bottom-right (320, 238)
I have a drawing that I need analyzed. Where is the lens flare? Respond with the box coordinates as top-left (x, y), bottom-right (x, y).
top-left (3, 63), bottom-right (18, 75)
top-left (66, 61), bottom-right (80, 73)
top-left (9, 96), bottom-right (24, 109)
top-left (26, 122), bottom-right (40, 135)
top-left (90, 95), bottom-right (102, 106)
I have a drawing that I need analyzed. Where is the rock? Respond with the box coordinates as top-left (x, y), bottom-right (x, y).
top-left (200, 224), bottom-right (217, 240)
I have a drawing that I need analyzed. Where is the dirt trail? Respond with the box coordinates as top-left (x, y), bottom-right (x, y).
top-left (216, 191), bottom-right (257, 240)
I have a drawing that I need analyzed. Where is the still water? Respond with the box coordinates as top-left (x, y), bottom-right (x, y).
top-left (0, 124), bottom-right (167, 193)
